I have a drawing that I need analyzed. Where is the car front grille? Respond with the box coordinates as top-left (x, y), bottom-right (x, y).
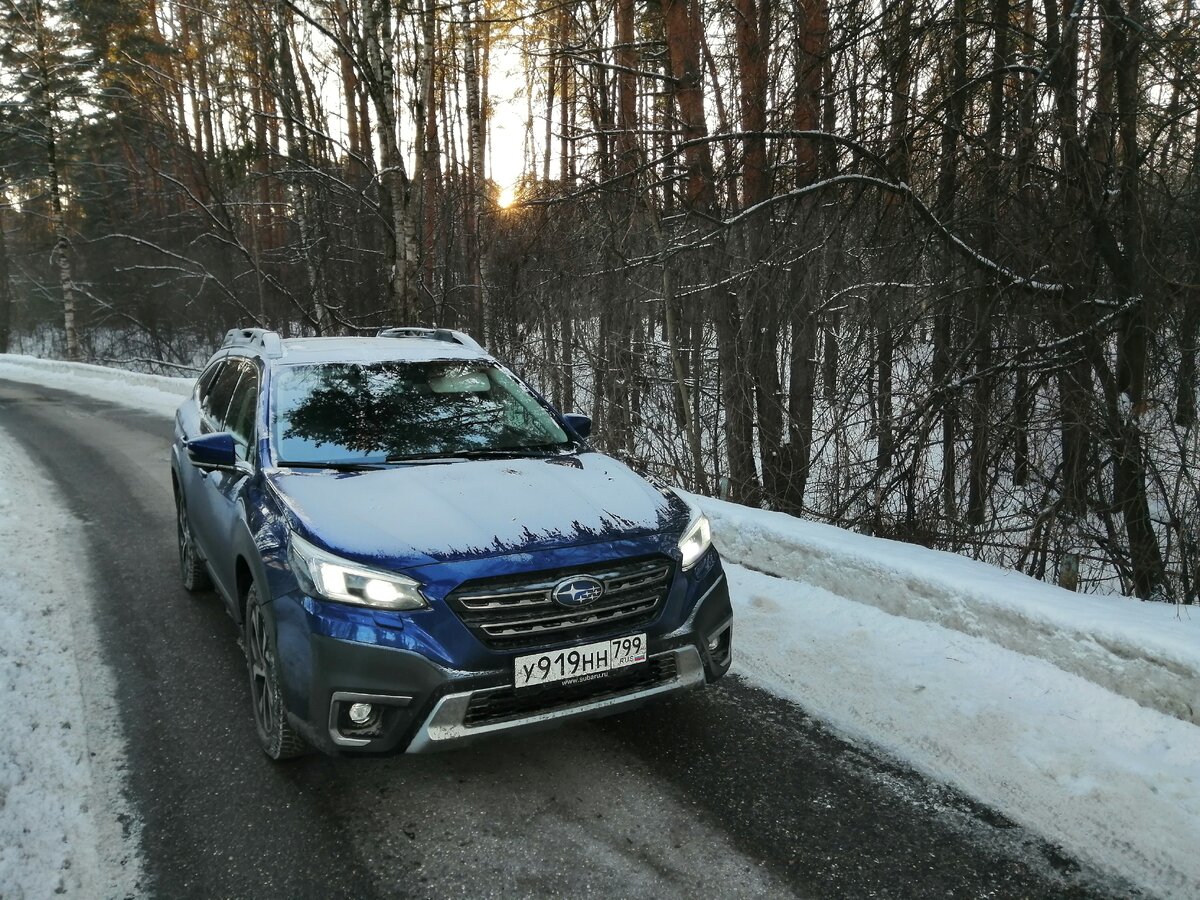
top-left (446, 556), bottom-right (674, 651)
top-left (462, 652), bottom-right (679, 728)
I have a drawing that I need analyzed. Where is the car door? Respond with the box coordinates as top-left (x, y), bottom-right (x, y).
top-left (188, 358), bottom-right (250, 595)
top-left (198, 359), bottom-right (261, 605)
top-left (178, 358), bottom-right (230, 555)
top-left (176, 358), bottom-right (223, 515)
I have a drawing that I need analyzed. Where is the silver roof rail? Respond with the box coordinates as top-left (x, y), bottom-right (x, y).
top-left (377, 326), bottom-right (485, 353)
top-left (221, 327), bottom-right (285, 358)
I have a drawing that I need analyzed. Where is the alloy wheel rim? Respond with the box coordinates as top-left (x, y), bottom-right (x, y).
top-left (177, 506), bottom-right (193, 578)
top-left (248, 604), bottom-right (277, 736)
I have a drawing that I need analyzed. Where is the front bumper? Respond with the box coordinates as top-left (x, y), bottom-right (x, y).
top-left (408, 644), bottom-right (708, 752)
top-left (286, 571), bottom-right (733, 755)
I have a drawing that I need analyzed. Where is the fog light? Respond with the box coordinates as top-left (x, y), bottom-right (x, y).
top-left (707, 634), bottom-right (721, 651)
top-left (348, 702), bottom-right (373, 725)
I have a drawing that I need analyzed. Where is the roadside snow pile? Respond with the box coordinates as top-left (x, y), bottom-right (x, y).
top-left (724, 561), bottom-right (1200, 897)
top-left (0, 431), bottom-right (144, 897)
top-left (0, 355), bottom-right (190, 419)
top-left (686, 492), bottom-right (1199, 727)
top-left (683, 492), bottom-right (1200, 895)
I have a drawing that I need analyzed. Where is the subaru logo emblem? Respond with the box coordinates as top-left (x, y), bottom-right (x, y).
top-left (551, 575), bottom-right (605, 608)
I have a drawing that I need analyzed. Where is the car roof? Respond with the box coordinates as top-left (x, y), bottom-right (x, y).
top-left (271, 336), bottom-right (493, 367)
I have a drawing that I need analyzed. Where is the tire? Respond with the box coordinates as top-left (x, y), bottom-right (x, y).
top-left (176, 495), bottom-right (212, 592)
top-left (245, 584), bottom-right (308, 760)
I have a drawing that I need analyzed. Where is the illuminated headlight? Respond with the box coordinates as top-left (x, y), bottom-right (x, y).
top-left (288, 532), bottom-right (428, 611)
top-left (678, 511), bottom-right (713, 570)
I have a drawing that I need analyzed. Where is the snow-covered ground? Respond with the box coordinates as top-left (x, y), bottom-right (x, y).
top-left (689, 492), bottom-right (1200, 728)
top-left (684, 500), bottom-right (1200, 896)
top-left (721, 563), bottom-right (1199, 895)
top-left (2, 353), bottom-right (1198, 897)
top-left (0, 356), bottom-right (191, 418)
top-left (0, 418), bottom-right (145, 898)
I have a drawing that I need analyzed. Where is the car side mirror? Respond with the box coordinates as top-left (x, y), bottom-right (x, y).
top-left (187, 432), bottom-right (241, 472)
top-left (563, 413), bottom-right (592, 439)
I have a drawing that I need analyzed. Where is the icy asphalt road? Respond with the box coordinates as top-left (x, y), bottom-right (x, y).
top-left (0, 379), bottom-right (1127, 899)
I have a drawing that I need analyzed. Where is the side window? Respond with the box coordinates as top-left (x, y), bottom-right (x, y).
top-left (202, 361), bottom-right (245, 431)
top-left (195, 361), bottom-right (223, 403)
top-left (226, 365), bottom-right (260, 461)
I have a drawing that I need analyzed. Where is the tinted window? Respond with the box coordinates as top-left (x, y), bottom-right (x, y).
top-left (196, 361), bottom-right (223, 402)
top-left (202, 360), bottom-right (245, 430)
top-left (272, 361), bottom-right (570, 465)
top-left (226, 365), bottom-right (260, 461)
top-left (202, 357), bottom-right (259, 432)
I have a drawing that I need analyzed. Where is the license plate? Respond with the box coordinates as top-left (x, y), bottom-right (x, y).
top-left (514, 634), bottom-right (648, 689)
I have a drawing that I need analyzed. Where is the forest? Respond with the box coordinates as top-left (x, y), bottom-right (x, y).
top-left (1, 0), bottom-right (1198, 602)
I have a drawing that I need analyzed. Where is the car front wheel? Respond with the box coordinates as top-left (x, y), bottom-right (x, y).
top-left (176, 496), bottom-right (211, 592)
top-left (245, 584), bottom-right (308, 760)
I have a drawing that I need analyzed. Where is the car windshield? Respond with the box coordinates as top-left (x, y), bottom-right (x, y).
top-left (271, 360), bottom-right (572, 465)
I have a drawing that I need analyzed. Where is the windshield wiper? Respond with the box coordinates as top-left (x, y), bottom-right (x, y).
top-left (385, 445), bottom-right (567, 463)
top-left (277, 460), bottom-right (386, 471)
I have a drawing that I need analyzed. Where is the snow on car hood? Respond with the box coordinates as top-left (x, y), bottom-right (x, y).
top-left (267, 452), bottom-right (692, 568)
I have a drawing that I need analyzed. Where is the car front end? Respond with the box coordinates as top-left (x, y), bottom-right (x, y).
top-left (268, 522), bottom-right (731, 755)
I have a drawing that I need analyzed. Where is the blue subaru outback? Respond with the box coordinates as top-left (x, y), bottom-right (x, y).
top-left (171, 327), bottom-right (732, 758)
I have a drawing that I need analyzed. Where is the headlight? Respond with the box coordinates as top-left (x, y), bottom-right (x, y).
top-left (678, 511), bottom-right (713, 569)
top-left (288, 532), bottom-right (428, 611)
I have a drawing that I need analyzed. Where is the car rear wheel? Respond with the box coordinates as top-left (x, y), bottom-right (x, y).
top-left (176, 497), bottom-right (211, 592)
top-left (245, 584), bottom-right (308, 760)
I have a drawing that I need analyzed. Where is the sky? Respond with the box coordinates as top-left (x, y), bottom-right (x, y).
top-left (488, 39), bottom-right (533, 194)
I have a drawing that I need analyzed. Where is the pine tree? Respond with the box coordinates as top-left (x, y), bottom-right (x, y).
top-left (0, 0), bottom-right (92, 358)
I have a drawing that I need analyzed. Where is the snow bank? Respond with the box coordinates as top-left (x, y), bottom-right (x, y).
top-left (0, 429), bottom-right (144, 897)
top-left (687, 492), bottom-right (1200, 727)
top-left (0, 355), bottom-right (191, 418)
top-left (727, 562), bottom-right (1200, 897)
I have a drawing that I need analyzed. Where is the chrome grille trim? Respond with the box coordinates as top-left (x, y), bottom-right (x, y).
top-left (479, 598), bottom-right (659, 638)
top-left (447, 557), bottom-right (674, 651)
top-left (459, 594), bottom-right (554, 612)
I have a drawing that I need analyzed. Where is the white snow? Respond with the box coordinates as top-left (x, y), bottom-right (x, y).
top-left (2, 353), bottom-right (1199, 897)
top-left (684, 493), bottom-right (1200, 896)
top-left (0, 355), bottom-right (191, 418)
top-left (726, 562), bottom-right (1200, 896)
top-left (0, 424), bottom-right (145, 898)
top-left (685, 492), bottom-right (1200, 727)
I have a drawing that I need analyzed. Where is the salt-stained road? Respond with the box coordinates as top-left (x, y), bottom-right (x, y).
top-left (0, 378), bottom-right (1131, 899)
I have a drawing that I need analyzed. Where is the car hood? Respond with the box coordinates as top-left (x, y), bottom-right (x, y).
top-left (267, 452), bottom-right (692, 568)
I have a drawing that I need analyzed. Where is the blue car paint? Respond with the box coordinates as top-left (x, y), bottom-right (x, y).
top-left (172, 334), bottom-right (730, 755)
top-left (266, 455), bottom-right (693, 568)
top-left (258, 467), bottom-right (716, 719)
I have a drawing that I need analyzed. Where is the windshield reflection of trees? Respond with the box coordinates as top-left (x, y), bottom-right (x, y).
top-left (280, 363), bottom-right (554, 460)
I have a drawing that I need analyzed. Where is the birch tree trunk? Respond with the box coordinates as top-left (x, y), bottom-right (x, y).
top-left (462, 0), bottom-right (485, 339)
top-left (31, 0), bottom-right (80, 360)
top-left (360, 0), bottom-right (420, 322)
top-left (0, 192), bottom-right (10, 353)
top-left (275, 1), bottom-right (331, 333)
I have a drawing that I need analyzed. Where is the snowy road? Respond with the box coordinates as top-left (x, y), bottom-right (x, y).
top-left (0, 377), bottom-right (1138, 899)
